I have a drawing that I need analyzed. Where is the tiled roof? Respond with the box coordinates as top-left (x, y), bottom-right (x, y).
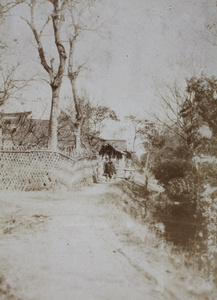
top-left (103, 139), bottom-right (127, 152)
top-left (2, 111), bottom-right (32, 119)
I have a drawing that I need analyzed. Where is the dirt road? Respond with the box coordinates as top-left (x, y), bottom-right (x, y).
top-left (0, 182), bottom-right (214, 300)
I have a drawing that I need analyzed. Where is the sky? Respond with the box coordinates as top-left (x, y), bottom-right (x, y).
top-left (1, 0), bottom-right (217, 141)
top-left (94, 0), bottom-right (217, 116)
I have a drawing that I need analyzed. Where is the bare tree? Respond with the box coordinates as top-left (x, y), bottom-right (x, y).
top-left (0, 2), bottom-right (35, 148)
top-left (152, 79), bottom-right (193, 148)
top-left (0, 61), bottom-right (33, 107)
top-left (1, 0), bottom-right (105, 152)
top-left (124, 115), bottom-right (144, 152)
top-left (65, 0), bottom-right (103, 152)
top-left (87, 103), bottom-right (119, 133)
top-left (151, 74), bottom-right (217, 157)
top-left (0, 1), bottom-right (26, 14)
top-left (58, 96), bottom-right (119, 154)
top-left (11, 0), bottom-right (68, 150)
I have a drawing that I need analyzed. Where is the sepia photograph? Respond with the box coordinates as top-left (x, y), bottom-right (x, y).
top-left (0, 0), bottom-right (217, 299)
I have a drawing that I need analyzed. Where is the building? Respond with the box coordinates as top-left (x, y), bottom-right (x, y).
top-left (1, 111), bottom-right (31, 149)
top-left (99, 139), bottom-right (131, 159)
top-left (0, 111), bottom-right (131, 162)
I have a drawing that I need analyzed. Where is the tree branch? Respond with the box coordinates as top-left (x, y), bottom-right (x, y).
top-left (51, 0), bottom-right (67, 87)
top-left (153, 113), bottom-right (188, 143)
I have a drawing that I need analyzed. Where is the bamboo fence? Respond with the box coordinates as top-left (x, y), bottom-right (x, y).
top-left (0, 150), bottom-right (97, 191)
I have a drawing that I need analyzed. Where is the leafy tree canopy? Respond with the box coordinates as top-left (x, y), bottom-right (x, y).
top-left (180, 75), bottom-right (217, 137)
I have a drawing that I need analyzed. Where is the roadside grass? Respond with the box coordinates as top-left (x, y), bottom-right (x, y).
top-left (103, 181), bottom-right (217, 299)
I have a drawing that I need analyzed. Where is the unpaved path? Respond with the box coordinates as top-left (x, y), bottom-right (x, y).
top-left (0, 182), bottom-right (214, 300)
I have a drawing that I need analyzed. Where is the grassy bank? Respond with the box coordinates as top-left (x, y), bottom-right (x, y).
top-left (103, 180), bottom-right (217, 299)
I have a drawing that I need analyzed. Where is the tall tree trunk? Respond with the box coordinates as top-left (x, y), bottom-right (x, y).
top-left (75, 123), bottom-right (82, 153)
top-left (25, 0), bottom-right (67, 150)
top-left (71, 82), bottom-right (83, 152)
top-left (68, 35), bottom-right (84, 154)
top-left (145, 151), bottom-right (150, 171)
top-left (49, 87), bottom-right (60, 150)
top-left (133, 128), bottom-right (136, 152)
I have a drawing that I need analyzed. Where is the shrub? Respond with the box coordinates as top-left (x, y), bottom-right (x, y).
top-left (151, 160), bottom-right (196, 186)
top-left (197, 162), bottom-right (217, 185)
top-left (150, 159), bottom-right (204, 247)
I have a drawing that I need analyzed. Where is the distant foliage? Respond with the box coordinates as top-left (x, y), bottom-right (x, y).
top-left (57, 102), bottom-right (119, 153)
top-left (182, 76), bottom-right (217, 137)
top-left (144, 75), bottom-right (217, 279)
